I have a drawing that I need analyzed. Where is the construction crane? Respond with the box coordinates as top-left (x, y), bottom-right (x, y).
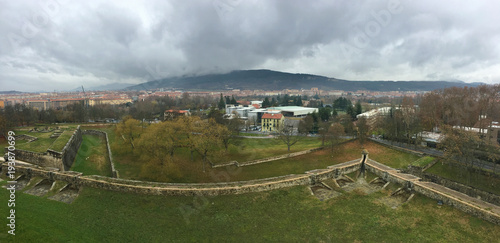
top-left (81, 85), bottom-right (89, 108)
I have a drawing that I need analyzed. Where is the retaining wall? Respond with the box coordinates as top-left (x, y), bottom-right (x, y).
top-left (412, 182), bottom-right (500, 225)
top-left (406, 166), bottom-right (500, 206)
top-left (82, 130), bottom-right (118, 178)
top-left (61, 126), bottom-right (83, 171)
top-left (1, 159), bottom-right (362, 196)
top-left (3, 148), bottom-right (63, 170)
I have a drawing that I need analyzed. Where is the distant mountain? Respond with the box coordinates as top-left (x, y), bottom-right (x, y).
top-left (124, 69), bottom-right (483, 92)
top-left (0, 90), bottom-right (23, 94)
top-left (88, 82), bottom-right (136, 91)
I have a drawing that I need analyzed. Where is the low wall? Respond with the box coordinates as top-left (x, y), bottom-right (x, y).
top-left (14, 134), bottom-right (38, 142)
top-left (365, 158), bottom-right (500, 225)
top-left (212, 139), bottom-right (355, 168)
top-left (406, 166), bottom-right (500, 206)
top-left (1, 159), bottom-right (362, 197)
top-left (82, 130), bottom-right (118, 178)
top-left (3, 148), bottom-right (63, 170)
top-left (413, 183), bottom-right (500, 225)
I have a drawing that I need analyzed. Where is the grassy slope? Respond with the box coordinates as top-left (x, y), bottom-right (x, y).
top-left (71, 135), bottom-right (112, 177)
top-left (426, 162), bottom-right (500, 195)
top-left (48, 130), bottom-right (73, 152)
top-left (0, 182), bottom-right (498, 242)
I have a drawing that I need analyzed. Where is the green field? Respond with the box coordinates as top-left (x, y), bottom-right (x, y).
top-left (48, 130), bottom-right (74, 152)
top-left (14, 132), bottom-right (56, 153)
top-left (71, 135), bottom-right (112, 177)
top-left (411, 156), bottom-right (436, 167)
top-left (78, 125), bottom-right (421, 183)
top-left (0, 181), bottom-right (498, 242)
top-left (426, 162), bottom-right (500, 195)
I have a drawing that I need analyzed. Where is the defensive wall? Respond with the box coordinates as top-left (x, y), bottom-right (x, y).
top-left (3, 126), bottom-right (83, 171)
top-left (2, 150), bottom-right (499, 224)
top-left (406, 165), bottom-right (500, 206)
top-left (364, 159), bottom-right (500, 225)
top-left (1, 157), bottom-right (364, 197)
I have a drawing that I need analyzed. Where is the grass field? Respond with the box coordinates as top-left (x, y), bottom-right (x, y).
top-left (71, 135), bottom-right (112, 177)
top-left (77, 126), bottom-right (421, 183)
top-left (48, 130), bottom-right (73, 152)
top-left (412, 156), bottom-right (436, 167)
top-left (0, 181), bottom-right (498, 242)
top-left (14, 132), bottom-right (56, 153)
top-left (426, 162), bottom-right (500, 195)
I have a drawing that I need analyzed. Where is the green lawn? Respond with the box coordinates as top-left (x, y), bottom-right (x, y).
top-left (412, 156), bottom-right (436, 167)
top-left (48, 130), bottom-right (74, 152)
top-left (215, 136), bottom-right (323, 164)
top-left (0, 181), bottom-right (498, 242)
top-left (15, 132), bottom-right (56, 153)
top-left (75, 126), bottom-right (420, 183)
top-left (426, 162), bottom-right (500, 195)
top-left (71, 135), bottom-right (112, 177)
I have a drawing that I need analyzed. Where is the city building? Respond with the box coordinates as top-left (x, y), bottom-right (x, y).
top-left (164, 109), bottom-right (191, 120)
top-left (261, 113), bottom-right (284, 132)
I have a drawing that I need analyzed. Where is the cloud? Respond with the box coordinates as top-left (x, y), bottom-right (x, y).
top-left (0, 0), bottom-right (499, 91)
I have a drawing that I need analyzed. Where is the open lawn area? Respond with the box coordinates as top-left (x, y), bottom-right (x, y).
top-left (1, 126), bottom-right (78, 153)
top-left (426, 162), bottom-right (500, 195)
top-left (48, 130), bottom-right (74, 152)
top-left (14, 132), bottom-right (56, 153)
top-left (0, 181), bottom-right (498, 242)
top-left (87, 127), bottom-right (420, 183)
top-left (71, 134), bottom-right (112, 177)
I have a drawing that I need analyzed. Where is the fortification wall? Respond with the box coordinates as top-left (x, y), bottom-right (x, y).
top-left (413, 182), bottom-right (500, 225)
top-left (61, 126), bottom-right (82, 171)
top-left (3, 148), bottom-right (63, 170)
top-left (406, 166), bottom-right (500, 206)
top-left (1, 159), bottom-right (362, 196)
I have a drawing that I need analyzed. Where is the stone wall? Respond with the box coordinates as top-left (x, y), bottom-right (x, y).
top-left (365, 159), bottom-right (500, 225)
top-left (14, 134), bottom-right (38, 142)
top-left (82, 130), bottom-right (118, 178)
top-left (1, 159), bottom-right (362, 197)
top-left (3, 148), bottom-right (63, 170)
top-left (61, 126), bottom-right (83, 171)
top-left (412, 183), bottom-right (500, 225)
top-left (405, 166), bottom-right (500, 206)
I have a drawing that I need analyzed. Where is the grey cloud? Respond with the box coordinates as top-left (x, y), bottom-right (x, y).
top-left (0, 0), bottom-right (499, 92)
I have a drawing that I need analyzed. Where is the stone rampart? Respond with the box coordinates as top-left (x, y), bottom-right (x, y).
top-left (61, 126), bottom-right (83, 171)
top-left (3, 148), bottom-right (63, 170)
top-left (413, 182), bottom-right (500, 225)
top-left (405, 166), bottom-right (500, 206)
top-left (1, 159), bottom-right (362, 196)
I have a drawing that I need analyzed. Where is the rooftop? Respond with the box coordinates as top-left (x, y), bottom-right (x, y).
top-left (262, 113), bottom-right (283, 119)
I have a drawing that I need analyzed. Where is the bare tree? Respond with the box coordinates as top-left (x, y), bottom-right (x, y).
top-left (277, 120), bottom-right (300, 152)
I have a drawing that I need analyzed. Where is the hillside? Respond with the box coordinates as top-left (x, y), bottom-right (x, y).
top-left (125, 69), bottom-right (482, 92)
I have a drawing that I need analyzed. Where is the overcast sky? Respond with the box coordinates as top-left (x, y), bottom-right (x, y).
top-left (1, 0), bottom-right (499, 92)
